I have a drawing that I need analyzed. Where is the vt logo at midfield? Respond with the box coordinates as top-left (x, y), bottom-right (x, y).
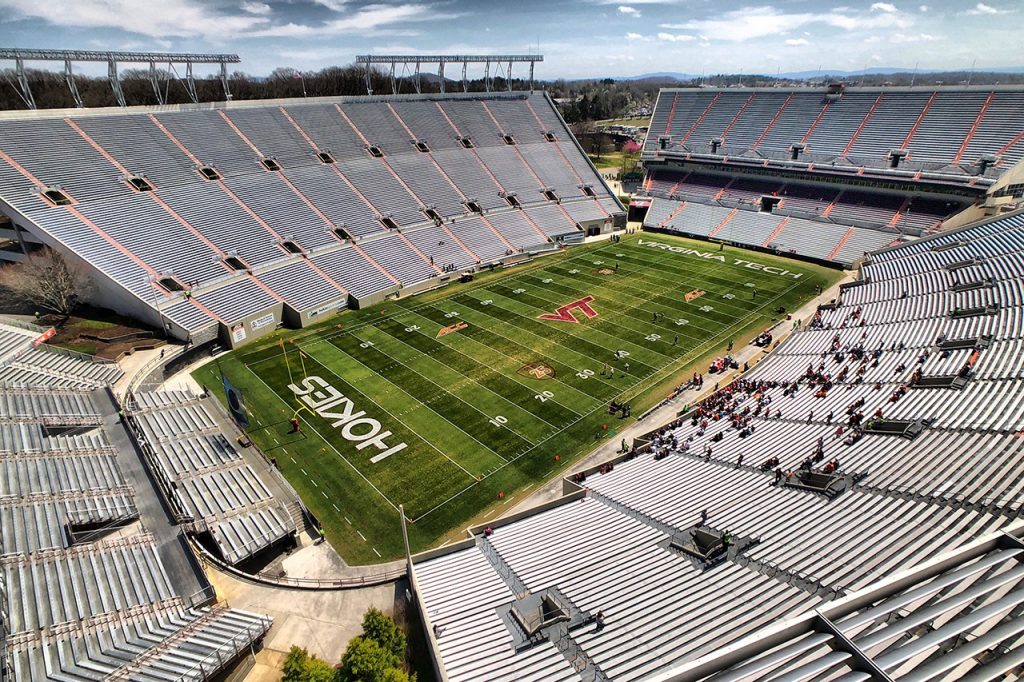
top-left (538, 295), bottom-right (598, 323)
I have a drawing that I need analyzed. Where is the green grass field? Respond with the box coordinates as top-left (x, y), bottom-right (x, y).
top-left (196, 234), bottom-right (842, 564)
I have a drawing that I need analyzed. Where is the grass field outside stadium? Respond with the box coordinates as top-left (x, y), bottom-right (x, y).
top-left (195, 233), bottom-right (843, 564)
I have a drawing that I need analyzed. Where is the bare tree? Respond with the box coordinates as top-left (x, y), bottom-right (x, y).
top-left (0, 248), bottom-right (92, 315)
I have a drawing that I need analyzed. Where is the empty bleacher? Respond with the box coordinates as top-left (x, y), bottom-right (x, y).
top-left (128, 391), bottom-right (296, 565)
top-left (0, 92), bottom-right (624, 345)
top-left (0, 382), bottom-right (272, 681)
top-left (647, 85), bottom-right (1024, 178)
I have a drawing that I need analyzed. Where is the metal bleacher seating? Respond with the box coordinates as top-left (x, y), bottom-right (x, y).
top-left (644, 196), bottom-right (896, 265)
top-left (648, 86), bottom-right (1024, 176)
top-left (0, 318), bottom-right (123, 391)
top-left (0, 92), bottom-right (624, 345)
top-left (128, 390), bottom-right (296, 565)
top-left (412, 209), bottom-right (1024, 682)
top-left (0, 379), bottom-right (272, 681)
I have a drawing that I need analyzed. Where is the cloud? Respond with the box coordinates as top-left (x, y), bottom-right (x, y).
top-left (240, 1), bottom-right (271, 15)
top-left (618, 5), bottom-right (640, 15)
top-left (919, 4), bottom-right (929, 10)
top-left (312, 0), bottom-right (348, 10)
top-left (966, 2), bottom-right (1006, 13)
top-left (871, 2), bottom-right (897, 12)
top-left (657, 32), bottom-right (696, 42)
top-left (784, 37), bottom-right (810, 45)
top-left (891, 31), bottom-right (939, 41)
top-left (251, 4), bottom-right (449, 38)
top-left (0, 0), bottom-right (269, 38)
top-left (625, 32), bottom-right (648, 40)
top-left (659, 5), bottom-right (912, 42)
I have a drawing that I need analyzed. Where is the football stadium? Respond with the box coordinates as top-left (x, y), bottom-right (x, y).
top-left (1, 5), bottom-right (1024, 680)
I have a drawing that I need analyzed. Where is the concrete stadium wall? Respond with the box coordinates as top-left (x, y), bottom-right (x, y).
top-left (221, 302), bottom-right (284, 349)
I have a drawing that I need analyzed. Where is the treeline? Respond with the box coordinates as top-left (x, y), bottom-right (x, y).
top-left (0, 64), bottom-right (538, 111)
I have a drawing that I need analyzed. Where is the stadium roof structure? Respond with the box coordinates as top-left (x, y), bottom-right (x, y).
top-left (0, 47), bottom-right (241, 108)
top-left (410, 208), bottom-right (1024, 682)
top-left (355, 54), bottom-right (544, 95)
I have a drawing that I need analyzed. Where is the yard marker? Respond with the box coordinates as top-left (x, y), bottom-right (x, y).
top-left (332, 504), bottom-right (340, 512)
top-left (357, 530), bottom-right (367, 541)
top-left (289, 457), bottom-right (296, 463)
top-left (301, 468), bottom-right (308, 476)
top-left (322, 491), bottom-right (328, 498)
top-left (345, 516), bottom-right (352, 524)
top-left (373, 548), bottom-right (382, 558)
top-left (312, 481), bottom-right (319, 487)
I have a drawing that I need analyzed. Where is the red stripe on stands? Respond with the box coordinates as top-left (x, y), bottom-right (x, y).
top-left (679, 93), bottom-right (721, 145)
top-left (828, 227), bottom-right (856, 262)
top-left (0, 148), bottom-right (73, 208)
top-left (720, 94), bottom-right (756, 143)
top-left (218, 111), bottom-right (264, 157)
top-left (398, 233), bottom-right (443, 274)
top-left (440, 224), bottom-right (481, 263)
top-left (658, 201), bottom-right (688, 229)
top-left (64, 118), bottom-right (133, 180)
top-left (351, 242), bottom-right (401, 285)
top-left (479, 215), bottom-right (518, 252)
top-left (901, 92), bottom-right (937, 149)
top-left (752, 94), bottom-right (793, 151)
top-left (147, 192), bottom-right (235, 268)
top-left (274, 109), bottom-right (376, 242)
top-left (955, 92), bottom-right (995, 164)
top-left (277, 107), bottom-right (319, 151)
top-left (707, 208), bottom-right (737, 238)
top-left (0, 146), bottom-right (217, 326)
top-left (998, 129), bottom-right (1024, 156)
top-left (148, 114), bottom-right (203, 167)
top-left (478, 101), bottom-right (547, 191)
top-left (386, 103), bottom-right (469, 202)
top-left (434, 102), bottom-right (508, 195)
top-left (334, 105), bottom-right (428, 214)
top-left (800, 101), bottom-right (832, 145)
top-left (841, 94), bottom-right (884, 158)
top-left (523, 98), bottom-right (609, 215)
top-left (761, 217), bottom-right (790, 247)
top-left (662, 93), bottom-right (679, 136)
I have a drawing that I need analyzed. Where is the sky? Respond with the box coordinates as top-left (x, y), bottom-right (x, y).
top-left (0, 0), bottom-right (1019, 80)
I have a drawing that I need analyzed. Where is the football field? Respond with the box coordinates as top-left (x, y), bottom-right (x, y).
top-left (197, 233), bottom-right (841, 564)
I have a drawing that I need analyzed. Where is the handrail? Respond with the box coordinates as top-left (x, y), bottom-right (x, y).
top-left (35, 343), bottom-right (119, 365)
top-left (189, 535), bottom-right (406, 589)
top-left (0, 316), bottom-right (49, 334)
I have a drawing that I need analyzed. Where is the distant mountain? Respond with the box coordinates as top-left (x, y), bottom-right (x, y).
top-left (777, 66), bottom-right (1024, 79)
top-left (614, 72), bottom-right (697, 81)
top-left (611, 67), bottom-right (1024, 82)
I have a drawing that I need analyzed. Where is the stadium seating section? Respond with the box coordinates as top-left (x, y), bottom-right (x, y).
top-left (413, 210), bottom-right (1024, 681)
top-left (0, 93), bottom-right (622, 344)
top-left (0, 325), bottom-right (277, 680)
top-left (127, 390), bottom-right (297, 565)
top-left (0, 319), bottom-right (123, 389)
top-left (637, 85), bottom-right (1024, 265)
top-left (645, 87), bottom-right (1024, 180)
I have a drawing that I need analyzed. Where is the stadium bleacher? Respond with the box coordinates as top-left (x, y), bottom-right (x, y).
top-left (127, 390), bottom-right (297, 565)
top-left (411, 209), bottom-right (1024, 681)
top-left (0, 326), bottom-right (276, 681)
top-left (646, 86), bottom-right (1024, 178)
top-left (638, 85), bottom-right (1024, 264)
top-left (0, 92), bottom-right (624, 348)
